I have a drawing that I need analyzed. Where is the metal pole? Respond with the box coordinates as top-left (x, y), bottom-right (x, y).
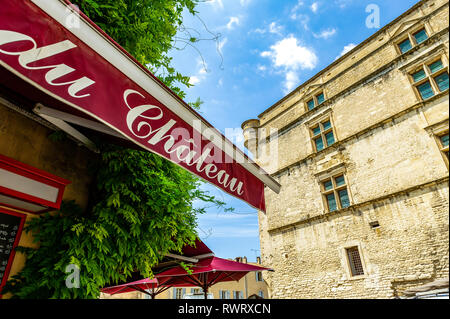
top-left (203, 273), bottom-right (208, 299)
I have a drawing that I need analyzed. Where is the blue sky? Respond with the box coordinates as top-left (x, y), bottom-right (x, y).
top-left (167, 0), bottom-right (419, 261)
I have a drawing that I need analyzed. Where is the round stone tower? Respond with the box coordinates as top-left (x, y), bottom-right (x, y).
top-left (241, 119), bottom-right (260, 156)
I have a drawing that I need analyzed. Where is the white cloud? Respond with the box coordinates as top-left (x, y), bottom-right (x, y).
top-left (208, 0), bottom-right (223, 9)
top-left (313, 28), bottom-right (337, 39)
top-left (226, 17), bottom-right (240, 30)
top-left (189, 76), bottom-right (201, 85)
top-left (335, 0), bottom-right (352, 9)
top-left (251, 22), bottom-right (283, 36)
top-left (269, 22), bottom-right (283, 35)
top-left (337, 43), bottom-right (357, 59)
top-left (253, 28), bottom-right (266, 34)
top-left (290, 13), bottom-right (310, 30)
top-left (290, 1), bottom-right (310, 30)
top-left (189, 59), bottom-right (209, 86)
top-left (205, 226), bottom-right (259, 238)
top-left (257, 65), bottom-right (267, 72)
top-left (261, 35), bottom-right (318, 93)
top-left (261, 36), bottom-right (317, 70)
top-left (240, 0), bottom-right (252, 6)
top-left (218, 37), bottom-right (228, 52)
top-left (311, 2), bottom-right (319, 13)
top-left (284, 71), bottom-right (300, 93)
top-left (292, 0), bottom-right (305, 12)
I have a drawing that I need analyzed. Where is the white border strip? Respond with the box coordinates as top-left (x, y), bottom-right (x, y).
top-left (30, 0), bottom-right (280, 194)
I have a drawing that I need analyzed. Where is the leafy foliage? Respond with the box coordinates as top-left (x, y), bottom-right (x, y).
top-left (73, 0), bottom-right (198, 99)
top-left (3, 0), bottom-right (226, 299)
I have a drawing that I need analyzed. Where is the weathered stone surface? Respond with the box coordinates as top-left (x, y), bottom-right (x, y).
top-left (243, 0), bottom-right (449, 299)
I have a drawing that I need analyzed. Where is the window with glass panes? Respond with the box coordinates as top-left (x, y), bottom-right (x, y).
top-left (306, 92), bottom-right (326, 111)
top-left (321, 174), bottom-right (350, 212)
top-left (397, 27), bottom-right (428, 54)
top-left (310, 118), bottom-right (336, 152)
top-left (175, 288), bottom-right (183, 299)
top-left (413, 28), bottom-right (428, 44)
top-left (256, 271), bottom-right (263, 282)
top-left (220, 290), bottom-right (229, 299)
top-left (192, 288), bottom-right (202, 295)
top-left (233, 291), bottom-right (243, 299)
top-left (438, 132), bottom-right (449, 160)
top-left (410, 58), bottom-right (449, 100)
top-left (398, 38), bottom-right (412, 54)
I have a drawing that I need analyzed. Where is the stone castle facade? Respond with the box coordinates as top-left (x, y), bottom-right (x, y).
top-left (242, 0), bottom-right (449, 298)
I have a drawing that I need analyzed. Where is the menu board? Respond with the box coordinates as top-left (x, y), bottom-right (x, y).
top-left (0, 208), bottom-right (25, 293)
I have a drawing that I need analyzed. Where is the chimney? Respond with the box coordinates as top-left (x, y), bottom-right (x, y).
top-left (256, 257), bottom-right (261, 264)
top-left (243, 256), bottom-right (247, 264)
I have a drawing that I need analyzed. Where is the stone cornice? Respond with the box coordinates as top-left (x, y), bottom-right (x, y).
top-left (267, 176), bottom-right (449, 235)
top-left (269, 89), bottom-right (449, 179)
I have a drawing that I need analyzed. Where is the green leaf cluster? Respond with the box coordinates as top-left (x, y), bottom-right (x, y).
top-left (4, 145), bottom-right (224, 299)
top-left (73, 0), bottom-right (198, 98)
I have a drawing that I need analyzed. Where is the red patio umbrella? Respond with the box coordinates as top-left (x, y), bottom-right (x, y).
top-left (155, 256), bottom-right (273, 299)
top-left (101, 239), bottom-right (214, 299)
top-left (101, 278), bottom-right (167, 299)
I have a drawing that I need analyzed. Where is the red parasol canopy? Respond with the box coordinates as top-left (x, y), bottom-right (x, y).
top-left (181, 239), bottom-right (214, 258)
top-left (155, 256), bottom-right (273, 299)
top-left (101, 239), bottom-right (214, 299)
top-left (101, 278), bottom-right (164, 299)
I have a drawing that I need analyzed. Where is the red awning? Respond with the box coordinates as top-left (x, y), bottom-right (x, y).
top-left (0, 0), bottom-right (281, 212)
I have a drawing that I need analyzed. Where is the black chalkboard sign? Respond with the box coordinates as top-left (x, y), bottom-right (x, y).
top-left (0, 208), bottom-right (26, 294)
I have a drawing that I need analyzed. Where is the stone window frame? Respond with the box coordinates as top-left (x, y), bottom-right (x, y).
top-left (307, 111), bottom-right (338, 154)
top-left (233, 290), bottom-right (244, 299)
top-left (320, 173), bottom-right (351, 213)
top-left (255, 271), bottom-right (264, 282)
top-left (192, 288), bottom-right (202, 295)
top-left (315, 164), bottom-right (353, 214)
top-left (436, 131), bottom-right (449, 164)
top-left (394, 23), bottom-right (431, 55)
top-left (304, 90), bottom-right (327, 112)
top-left (175, 287), bottom-right (184, 299)
top-left (426, 120), bottom-right (449, 169)
top-left (406, 54), bottom-right (449, 101)
top-left (339, 241), bottom-right (368, 281)
top-left (219, 290), bottom-right (230, 299)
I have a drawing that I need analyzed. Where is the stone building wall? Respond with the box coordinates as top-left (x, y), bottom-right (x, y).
top-left (243, 0), bottom-right (449, 299)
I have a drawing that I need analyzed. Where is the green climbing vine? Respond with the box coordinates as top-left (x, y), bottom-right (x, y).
top-left (2, 0), bottom-right (227, 299)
